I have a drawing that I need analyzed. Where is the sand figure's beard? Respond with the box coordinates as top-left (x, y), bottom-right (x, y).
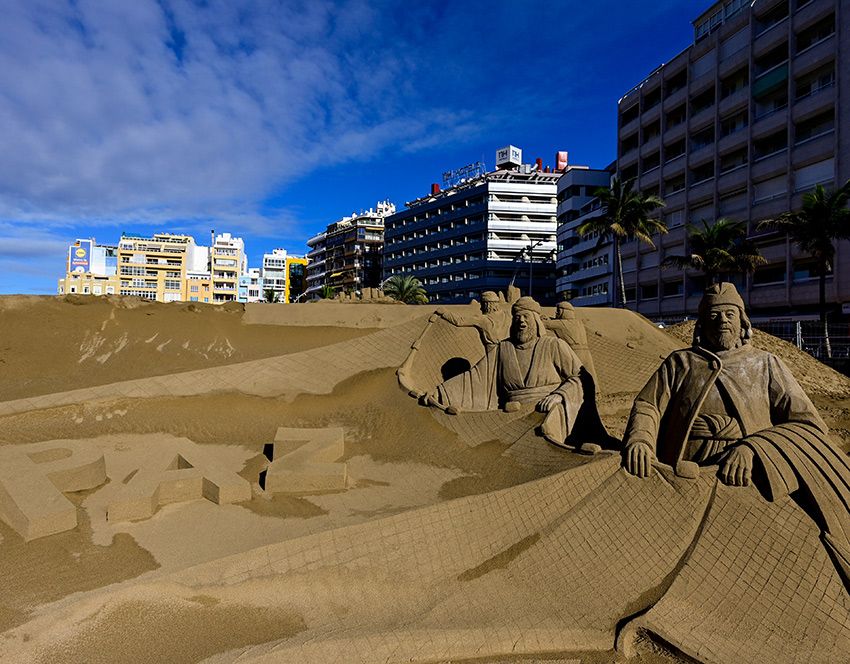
top-left (706, 329), bottom-right (738, 351)
top-left (513, 326), bottom-right (536, 346)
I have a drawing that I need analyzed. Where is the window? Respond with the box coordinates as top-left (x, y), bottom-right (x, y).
top-left (690, 202), bottom-right (714, 224)
top-left (753, 42), bottom-right (789, 77)
top-left (720, 147), bottom-right (748, 173)
top-left (795, 109), bottom-right (834, 143)
top-left (641, 283), bottom-right (659, 299)
top-left (720, 109), bottom-right (748, 137)
top-left (83, 286), bottom-right (90, 294)
top-left (665, 175), bottom-right (686, 194)
top-left (794, 158), bottom-right (834, 191)
top-left (643, 119), bottom-right (661, 143)
top-left (754, 1), bottom-right (789, 36)
top-left (690, 126), bottom-right (715, 152)
top-left (753, 264), bottom-right (787, 285)
top-left (666, 209), bottom-right (684, 228)
top-left (720, 67), bottom-right (748, 98)
top-left (753, 129), bottom-right (787, 159)
top-left (796, 14), bottom-right (834, 52)
top-left (719, 189), bottom-right (748, 215)
top-left (795, 62), bottom-right (835, 100)
top-left (690, 86), bottom-right (716, 115)
top-left (720, 28), bottom-right (748, 60)
top-left (621, 103), bottom-right (639, 125)
top-left (621, 133), bottom-right (639, 154)
top-left (643, 151), bottom-right (661, 172)
top-left (690, 162), bottom-right (715, 185)
top-left (106, 286), bottom-right (114, 295)
top-left (643, 86), bottom-right (661, 111)
top-left (793, 258), bottom-right (830, 282)
top-left (753, 175), bottom-right (787, 203)
top-left (666, 104), bottom-right (687, 129)
top-left (93, 286), bottom-right (102, 295)
top-left (663, 280), bottom-right (684, 297)
top-left (664, 69), bottom-right (687, 96)
top-left (665, 138), bottom-right (686, 162)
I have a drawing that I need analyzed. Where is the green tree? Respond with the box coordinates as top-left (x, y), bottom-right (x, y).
top-left (576, 177), bottom-right (667, 307)
top-left (383, 275), bottom-right (428, 304)
top-left (663, 218), bottom-right (766, 285)
top-left (319, 284), bottom-right (336, 300)
top-left (263, 289), bottom-right (277, 303)
top-left (758, 180), bottom-right (850, 359)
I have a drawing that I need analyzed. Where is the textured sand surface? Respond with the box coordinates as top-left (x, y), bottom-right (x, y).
top-left (0, 295), bottom-right (847, 663)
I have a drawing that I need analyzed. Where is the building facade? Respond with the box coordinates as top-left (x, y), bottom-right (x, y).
top-left (305, 201), bottom-right (394, 299)
top-left (383, 147), bottom-right (561, 304)
top-left (284, 256), bottom-right (308, 303)
top-left (613, 0), bottom-right (847, 320)
top-left (210, 232), bottom-right (247, 303)
top-left (238, 268), bottom-right (263, 303)
top-left (555, 165), bottom-right (615, 305)
top-left (113, 233), bottom-right (204, 302)
top-left (58, 238), bottom-right (120, 296)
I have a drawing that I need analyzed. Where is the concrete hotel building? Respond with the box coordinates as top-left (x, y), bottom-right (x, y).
top-left (116, 233), bottom-right (208, 302)
top-left (555, 164), bottom-right (615, 305)
top-left (210, 232), bottom-right (247, 303)
top-left (615, 0), bottom-right (847, 319)
top-left (305, 201), bottom-right (394, 298)
top-left (383, 146), bottom-right (561, 304)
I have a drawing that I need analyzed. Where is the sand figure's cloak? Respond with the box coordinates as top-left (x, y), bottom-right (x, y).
top-left (544, 317), bottom-right (597, 379)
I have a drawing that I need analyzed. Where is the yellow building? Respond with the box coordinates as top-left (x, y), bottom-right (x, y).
top-left (117, 233), bottom-right (202, 302)
top-left (284, 256), bottom-right (308, 303)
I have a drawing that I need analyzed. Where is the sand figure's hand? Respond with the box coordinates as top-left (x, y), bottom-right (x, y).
top-left (624, 442), bottom-right (653, 478)
top-left (435, 307), bottom-right (447, 317)
top-left (537, 393), bottom-right (563, 413)
top-left (720, 445), bottom-right (753, 486)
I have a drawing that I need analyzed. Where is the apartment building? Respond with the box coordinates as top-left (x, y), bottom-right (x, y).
top-left (210, 232), bottom-right (247, 303)
top-left (115, 233), bottom-right (207, 302)
top-left (615, 0), bottom-right (847, 319)
top-left (285, 256), bottom-right (307, 303)
top-left (555, 165), bottom-right (615, 305)
top-left (57, 238), bottom-right (120, 296)
top-left (383, 147), bottom-right (561, 304)
top-left (305, 201), bottom-right (394, 298)
top-left (238, 268), bottom-right (263, 303)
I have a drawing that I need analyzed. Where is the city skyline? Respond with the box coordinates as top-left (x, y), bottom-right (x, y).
top-left (0, 0), bottom-right (694, 295)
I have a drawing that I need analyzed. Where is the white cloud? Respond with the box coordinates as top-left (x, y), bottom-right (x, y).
top-left (0, 0), bottom-right (481, 227)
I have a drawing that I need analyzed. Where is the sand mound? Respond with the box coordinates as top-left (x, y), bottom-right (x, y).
top-left (0, 296), bottom-right (848, 663)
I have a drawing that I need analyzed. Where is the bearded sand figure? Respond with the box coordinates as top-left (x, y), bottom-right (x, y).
top-left (623, 282), bottom-right (850, 584)
top-left (435, 290), bottom-right (510, 352)
top-left (427, 296), bottom-right (607, 448)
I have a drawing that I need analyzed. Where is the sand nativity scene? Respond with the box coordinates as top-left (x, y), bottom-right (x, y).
top-left (1, 283), bottom-right (849, 664)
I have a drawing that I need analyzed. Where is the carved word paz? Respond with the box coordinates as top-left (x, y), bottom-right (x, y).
top-left (107, 444), bottom-right (251, 522)
top-left (0, 441), bottom-right (107, 541)
top-left (265, 427), bottom-right (348, 494)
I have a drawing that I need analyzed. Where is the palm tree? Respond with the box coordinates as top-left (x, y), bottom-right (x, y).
top-left (263, 289), bottom-right (277, 303)
top-left (383, 275), bottom-right (428, 304)
top-left (758, 180), bottom-right (850, 359)
top-left (576, 177), bottom-right (667, 307)
top-left (319, 284), bottom-right (336, 300)
top-left (663, 218), bottom-right (766, 285)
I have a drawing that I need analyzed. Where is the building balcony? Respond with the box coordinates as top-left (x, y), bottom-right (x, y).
top-left (639, 170), bottom-right (662, 191)
top-left (663, 86), bottom-right (687, 112)
top-left (618, 149), bottom-right (639, 170)
top-left (489, 201), bottom-right (556, 215)
top-left (687, 178), bottom-right (715, 201)
top-left (640, 135), bottom-right (661, 157)
top-left (718, 47), bottom-right (749, 79)
top-left (690, 70), bottom-right (715, 97)
top-left (752, 18), bottom-right (789, 59)
top-left (791, 84), bottom-right (835, 122)
top-left (572, 292), bottom-right (612, 307)
top-left (750, 195), bottom-right (789, 222)
top-left (568, 235), bottom-right (610, 256)
top-left (791, 131), bottom-right (835, 171)
top-left (751, 150), bottom-right (788, 180)
top-left (640, 104), bottom-right (662, 126)
top-left (751, 108), bottom-right (789, 139)
top-left (717, 127), bottom-right (748, 153)
top-left (792, 34), bottom-right (836, 77)
top-left (619, 115), bottom-right (640, 138)
top-left (689, 106), bottom-right (716, 131)
top-left (688, 143), bottom-right (714, 164)
top-left (662, 122), bottom-right (687, 143)
top-left (718, 87), bottom-right (749, 116)
top-left (570, 263), bottom-right (612, 281)
top-left (662, 190), bottom-right (686, 210)
top-left (662, 156), bottom-right (686, 179)
top-left (793, 0), bottom-right (835, 34)
top-left (717, 164), bottom-right (749, 192)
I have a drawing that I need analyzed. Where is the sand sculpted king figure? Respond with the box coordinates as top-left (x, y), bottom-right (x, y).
top-left (435, 290), bottom-right (510, 352)
top-left (624, 282), bottom-right (850, 582)
top-left (429, 296), bottom-right (588, 447)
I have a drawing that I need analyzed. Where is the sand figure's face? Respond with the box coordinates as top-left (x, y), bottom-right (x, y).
top-left (481, 301), bottom-right (497, 315)
top-left (702, 305), bottom-right (742, 351)
top-left (555, 304), bottom-right (574, 320)
top-left (511, 311), bottom-right (536, 346)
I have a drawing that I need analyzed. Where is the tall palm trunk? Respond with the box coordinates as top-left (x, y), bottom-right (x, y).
top-left (819, 261), bottom-right (832, 359)
top-left (616, 237), bottom-right (626, 308)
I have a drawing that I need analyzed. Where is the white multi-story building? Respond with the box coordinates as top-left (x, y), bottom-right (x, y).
top-left (211, 232), bottom-right (247, 303)
top-left (262, 249), bottom-right (288, 302)
top-left (383, 146), bottom-right (562, 303)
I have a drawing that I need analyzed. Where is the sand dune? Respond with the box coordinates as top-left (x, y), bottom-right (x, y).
top-left (1, 296), bottom-right (848, 663)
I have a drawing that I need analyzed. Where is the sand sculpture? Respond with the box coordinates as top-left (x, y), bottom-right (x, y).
top-left (435, 290), bottom-right (510, 350)
top-left (2, 293), bottom-right (850, 663)
top-left (544, 301), bottom-right (596, 378)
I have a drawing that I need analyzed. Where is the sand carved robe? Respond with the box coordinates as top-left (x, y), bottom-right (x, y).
top-left (625, 343), bottom-right (850, 586)
top-left (436, 335), bottom-right (584, 445)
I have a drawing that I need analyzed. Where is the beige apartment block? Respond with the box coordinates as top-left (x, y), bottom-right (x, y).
top-left (58, 272), bottom-right (120, 297)
top-left (117, 233), bottom-right (196, 303)
top-left (615, 0), bottom-right (847, 320)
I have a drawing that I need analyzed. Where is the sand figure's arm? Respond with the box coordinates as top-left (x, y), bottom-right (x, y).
top-left (622, 357), bottom-right (675, 477)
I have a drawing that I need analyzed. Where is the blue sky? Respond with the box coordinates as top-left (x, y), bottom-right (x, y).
top-left (0, 0), bottom-right (699, 294)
